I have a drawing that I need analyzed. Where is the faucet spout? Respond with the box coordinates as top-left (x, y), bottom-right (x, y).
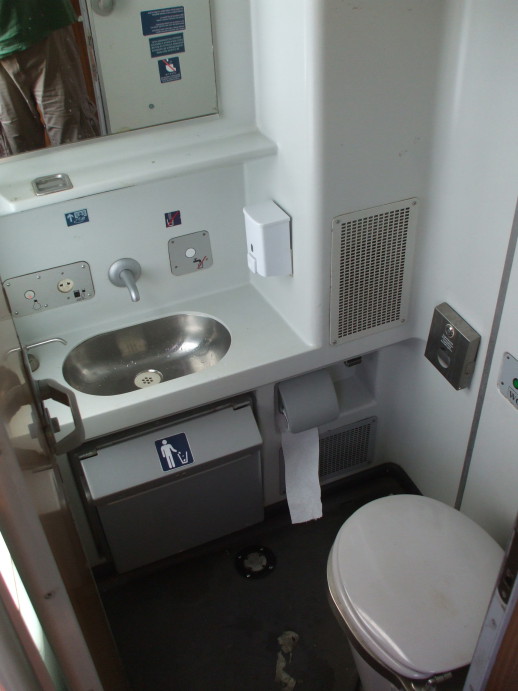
top-left (108, 258), bottom-right (142, 302)
top-left (119, 269), bottom-right (140, 302)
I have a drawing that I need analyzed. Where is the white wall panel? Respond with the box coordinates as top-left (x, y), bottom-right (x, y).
top-left (374, 1), bottom-right (518, 513)
top-left (461, 203), bottom-right (518, 546)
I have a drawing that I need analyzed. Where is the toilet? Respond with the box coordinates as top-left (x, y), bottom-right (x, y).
top-left (327, 494), bottom-right (504, 690)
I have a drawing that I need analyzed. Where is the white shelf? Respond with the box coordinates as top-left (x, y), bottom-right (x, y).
top-left (0, 122), bottom-right (276, 216)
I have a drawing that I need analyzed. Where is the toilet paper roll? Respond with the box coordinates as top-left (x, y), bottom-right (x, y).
top-left (280, 417), bottom-right (322, 523)
top-left (278, 370), bottom-right (339, 524)
top-left (278, 369), bottom-right (339, 433)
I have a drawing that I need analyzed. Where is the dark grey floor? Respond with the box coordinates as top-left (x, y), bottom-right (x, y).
top-left (98, 467), bottom-right (414, 690)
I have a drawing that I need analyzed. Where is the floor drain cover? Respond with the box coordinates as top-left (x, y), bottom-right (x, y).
top-left (235, 545), bottom-right (276, 579)
top-left (134, 370), bottom-right (164, 388)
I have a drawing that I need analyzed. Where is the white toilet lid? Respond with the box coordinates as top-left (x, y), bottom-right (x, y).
top-left (328, 494), bottom-right (504, 679)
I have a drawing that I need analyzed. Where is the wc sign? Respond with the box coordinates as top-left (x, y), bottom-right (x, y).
top-left (155, 432), bottom-right (194, 472)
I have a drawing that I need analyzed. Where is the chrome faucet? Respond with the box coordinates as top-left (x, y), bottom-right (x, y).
top-left (108, 258), bottom-right (141, 302)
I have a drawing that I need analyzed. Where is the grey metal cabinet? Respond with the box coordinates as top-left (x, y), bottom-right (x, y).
top-left (73, 399), bottom-right (263, 572)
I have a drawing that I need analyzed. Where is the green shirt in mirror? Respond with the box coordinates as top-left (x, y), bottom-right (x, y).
top-left (0, 0), bottom-right (76, 58)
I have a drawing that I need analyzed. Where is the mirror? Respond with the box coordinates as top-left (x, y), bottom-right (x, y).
top-left (0, 0), bottom-right (218, 158)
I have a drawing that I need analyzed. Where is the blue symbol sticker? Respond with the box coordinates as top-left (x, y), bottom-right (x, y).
top-left (158, 56), bottom-right (181, 83)
top-left (165, 210), bottom-right (181, 227)
top-left (141, 7), bottom-right (185, 36)
top-left (65, 209), bottom-right (89, 226)
top-left (155, 433), bottom-right (194, 472)
top-left (149, 32), bottom-right (185, 58)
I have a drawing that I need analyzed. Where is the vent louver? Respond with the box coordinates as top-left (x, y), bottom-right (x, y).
top-left (279, 417), bottom-right (377, 493)
top-left (319, 417), bottom-right (376, 481)
top-left (330, 199), bottom-right (418, 344)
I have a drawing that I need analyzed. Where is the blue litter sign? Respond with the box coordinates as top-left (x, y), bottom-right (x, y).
top-left (65, 209), bottom-right (89, 226)
top-left (158, 56), bottom-right (181, 83)
top-left (141, 6), bottom-right (185, 36)
top-left (155, 432), bottom-right (194, 472)
top-left (149, 32), bottom-right (185, 58)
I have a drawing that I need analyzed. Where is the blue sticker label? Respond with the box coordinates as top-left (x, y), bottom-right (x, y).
top-left (149, 32), bottom-right (185, 58)
top-left (65, 209), bottom-right (89, 226)
top-left (165, 210), bottom-right (182, 227)
top-left (155, 433), bottom-right (194, 472)
top-left (158, 56), bottom-right (181, 83)
top-left (141, 6), bottom-right (185, 36)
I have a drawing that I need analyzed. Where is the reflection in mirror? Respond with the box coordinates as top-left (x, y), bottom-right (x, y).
top-left (0, 0), bottom-right (100, 157)
top-left (0, 0), bottom-right (218, 158)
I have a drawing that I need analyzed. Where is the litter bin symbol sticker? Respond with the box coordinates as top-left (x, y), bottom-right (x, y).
top-left (155, 433), bottom-right (194, 471)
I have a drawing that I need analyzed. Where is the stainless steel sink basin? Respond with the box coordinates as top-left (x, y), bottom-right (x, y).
top-left (62, 314), bottom-right (231, 395)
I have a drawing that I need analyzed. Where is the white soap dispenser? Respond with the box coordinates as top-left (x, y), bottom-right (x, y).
top-left (243, 200), bottom-right (292, 277)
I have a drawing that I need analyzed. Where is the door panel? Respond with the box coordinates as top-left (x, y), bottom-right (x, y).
top-left (80, 0), bottom-right (218, 133)
top-left (0, 286), bottom-right (128, 690)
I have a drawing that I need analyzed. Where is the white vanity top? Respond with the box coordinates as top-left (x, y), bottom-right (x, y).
top-left (34, 283), bottom-right (317, 443)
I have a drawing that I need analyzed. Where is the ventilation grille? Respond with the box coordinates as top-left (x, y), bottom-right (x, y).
top-left (279, 417), bottom-right (377, 493)
top-left (330, 198), bottom-right (418, 344)
top-left (319, 417), bottom-right (376, 482)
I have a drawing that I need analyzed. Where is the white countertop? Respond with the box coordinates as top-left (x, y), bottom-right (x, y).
top-left (34, 283), bottom-right (316, 444)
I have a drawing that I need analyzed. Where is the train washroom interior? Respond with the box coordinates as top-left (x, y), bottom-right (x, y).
top-left (0, 1), bottom-right (517, 688)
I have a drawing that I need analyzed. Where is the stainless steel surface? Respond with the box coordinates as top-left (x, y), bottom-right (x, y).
top-left (31, 173), bottom-right (73, 196)
top-left (26, 337), bottom-right (68, 351)
top-left (3, 262), bottom-right (94, 317)
top-left (62, 314), bottom-right (231, 395)
top-left (8, 337), bottom-right (67, 356)
top-left (424, 302), bottom-right (481, 390)
top-left (108, 258), bottom-right (141, 302)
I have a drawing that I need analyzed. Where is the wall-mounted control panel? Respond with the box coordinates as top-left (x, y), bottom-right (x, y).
top-left (498, 353), bottom-right (518, 410)
top-left (3, 262), bottom-right (95, 317)
top-left (424, 302), bottom-right (481, 390)
top-left (168, 231), bottom-right (213, 276)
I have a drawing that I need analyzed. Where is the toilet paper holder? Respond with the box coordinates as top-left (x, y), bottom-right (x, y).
top-left (276, 370), bottom-right (340, 434)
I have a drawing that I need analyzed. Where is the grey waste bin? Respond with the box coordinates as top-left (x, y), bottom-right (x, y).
top-left (75, 399), bottom-right (263, 572)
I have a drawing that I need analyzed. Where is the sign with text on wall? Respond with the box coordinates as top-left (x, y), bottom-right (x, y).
top-left (140, 6), bottom-right (186, 35)
top-left (86, 0), bottom-right (217, 133)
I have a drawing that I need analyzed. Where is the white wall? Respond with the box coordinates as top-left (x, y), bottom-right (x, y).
top-left (0, 0), bottom-right (516, 540)
top-left (0, 167), bottom-right (250, 345)
top-left (461, 202), bottom-right (518, 546)
top-left (373, 1), bottom-right (518, 527)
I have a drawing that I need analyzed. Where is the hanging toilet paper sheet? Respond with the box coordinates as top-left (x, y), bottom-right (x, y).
top-left (280, 419), bottom-right (322, 523)
top-left (278, 370), bottom-right (340, 524)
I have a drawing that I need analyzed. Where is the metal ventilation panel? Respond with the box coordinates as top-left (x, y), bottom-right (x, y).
top-left (330, 198), bottom-right (419, 344)
top-left (319, 416), bottom-right (376, 483)
top-left (279, 416), bottom-right (377, 493)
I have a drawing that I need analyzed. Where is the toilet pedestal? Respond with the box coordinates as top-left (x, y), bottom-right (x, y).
top-left (327, 494), bottom-right (504, 691)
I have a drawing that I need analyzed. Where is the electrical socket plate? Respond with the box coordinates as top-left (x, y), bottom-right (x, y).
top-left (3, 261), bottom-right (95, 317)
top-left (168, 231), bottom-right (213, 276)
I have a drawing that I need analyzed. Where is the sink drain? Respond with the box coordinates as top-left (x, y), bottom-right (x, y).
top-left (134, 370), bottom-right (164, 388)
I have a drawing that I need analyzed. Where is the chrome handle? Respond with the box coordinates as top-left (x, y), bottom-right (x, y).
top-left (7, 338), bottom-right (67, 356)
top-left (91, 0), bottom-right (114, 16)
top-left (36, 379), bottom-right (85, 454)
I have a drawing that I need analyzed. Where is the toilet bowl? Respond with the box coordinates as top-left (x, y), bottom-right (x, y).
top-left (327, 494), bottom-right (504, 690)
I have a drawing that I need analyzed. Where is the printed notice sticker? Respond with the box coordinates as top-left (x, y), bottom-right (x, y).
top-left (165, 210), bottom-right (182, 227)
top-left (65, 209), bottom-right (89, 227)
top-left (149, 32), bottom-right (185, 58)
top-left (155, 432), bottom-right (194, 472)
top-left (158, 56), bottom-right (181, 83)
top-left (141, 6), bottom-right (185, 36)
